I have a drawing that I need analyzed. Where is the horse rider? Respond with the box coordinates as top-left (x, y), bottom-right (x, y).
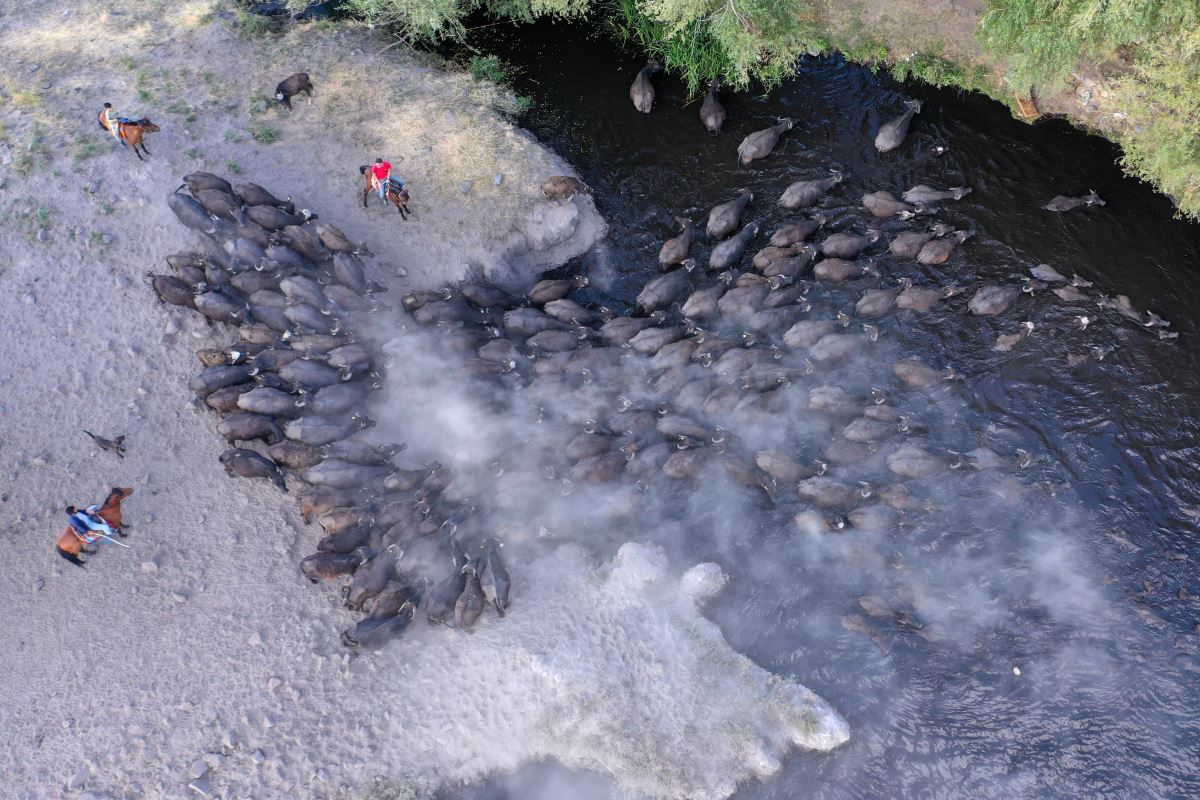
top-left (65, 504), bottom-right (115, 543)
top-left (102, 102), bottom-right (131, 140)
top-left (370, 157), bottom-right (402, 200)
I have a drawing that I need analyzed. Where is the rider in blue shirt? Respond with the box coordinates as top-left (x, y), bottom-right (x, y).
top-left (65, 505), bottom-right (115, 542)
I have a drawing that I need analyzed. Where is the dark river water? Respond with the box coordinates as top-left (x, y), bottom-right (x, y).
top-left (437, 20), bottom-right (1200, 800)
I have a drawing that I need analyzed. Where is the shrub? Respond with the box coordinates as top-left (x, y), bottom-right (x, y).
top-left (977, 0), bottom-right (1198, 92)
top-left (891, 52), bottom-right (992, 96)
top-left (1113, 28), bottom-right (1200, 218)
top-left (467, 54), bottom-right (510, 83)
top-left (609, 0), bottom-right (824, 96)
top-left (235, 8), bottom-right (282, 37)
top-left (251, 124), bottom-right (281, 144)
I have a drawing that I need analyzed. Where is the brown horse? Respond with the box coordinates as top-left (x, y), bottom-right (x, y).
top-left (359, 165), bottom-right (411, 219)
top-left (97, 112), bottom-right (160, 160)
top-left (55, 487), bottom-right (135, 568)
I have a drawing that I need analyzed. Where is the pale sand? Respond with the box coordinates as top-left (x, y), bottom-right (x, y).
top-left (0, 3), bottom-right (848, 798)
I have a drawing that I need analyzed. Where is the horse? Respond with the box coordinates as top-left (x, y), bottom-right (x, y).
top-left (359, 165), bottom-right (411, 219)
top-left (97, 112), bottom-right (160, 160)
top-left (55, 487), bottom-right (135, 568)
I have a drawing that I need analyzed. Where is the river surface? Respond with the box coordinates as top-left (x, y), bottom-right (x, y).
top-left (438, 20), bottom-right (1200, 800)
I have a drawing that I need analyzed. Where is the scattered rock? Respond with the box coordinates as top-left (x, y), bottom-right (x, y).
top-left (36, 228), bottom-right (48, 242)
top-left (21, 292), bottom-right (35, 305)
top-left (189, 759), bottom-right (209, 780)
top-left (492, 173), bottom-right (504, 186)
top-left (187, 777), bottom-right (214, 796)
top-left (115, 275), bottom-right (131, 289)
top-left (67, 767), bottom-right (89, 790)
top-left (266, 676), bottom-right (282, 691)
top-left (171, 591), bottom-right (189, 604)
top-left (140, 561), bottom-right (158, 574)
top-left (458, 181), bottom-right (473, 195)
top-left (85, 181), bottom-right (98, 194)
top-left (100, 233), bottom-right (114, 245)
top-left (32, 577), bottom-right (44, 592)
top-left (250, 750), bottom-right (265, 765)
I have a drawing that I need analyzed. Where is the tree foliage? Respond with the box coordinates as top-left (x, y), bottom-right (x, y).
top-left (611, 0), bottom-right (824, 95)
top-left (977, 0), bottom-right (1200, 218)
top-left (1113, 27), bottom-right (1200, 218)
top-left (338, 0), bottom-right (821, 95)
top-left (977, 0), bottom-right (1198, 91)
top-left (340, 0), bottom-right (590, 41)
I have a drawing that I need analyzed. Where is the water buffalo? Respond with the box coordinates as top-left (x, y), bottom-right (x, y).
top-left (541, 175), bottom-right (590, 203)
top-left (275, 72), bottom-right (314, 110)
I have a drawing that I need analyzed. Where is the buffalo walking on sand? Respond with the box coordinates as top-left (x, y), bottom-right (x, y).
top-left (541, 175), bottom-right (590, 203)
top-left (275, 72), bottom-right (314, 110)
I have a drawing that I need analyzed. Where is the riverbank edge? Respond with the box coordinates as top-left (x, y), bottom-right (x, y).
top-left (793, 2), bottom-right (1195, 221)
top-left (801, 1), bottom-right (1166, 203)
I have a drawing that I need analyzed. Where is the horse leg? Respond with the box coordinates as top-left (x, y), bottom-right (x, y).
top-left (362, 188), bottom-right (370, 209)
top-left (399, 204), bottom-right (409, 221)
top-left (57, 547), bottom-right (86, 568)
top-left (139, 140), bottom-right (151, 156)
top-left (57, 546), bottom-right (87, 566)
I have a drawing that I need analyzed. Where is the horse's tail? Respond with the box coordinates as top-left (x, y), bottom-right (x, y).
top-left (57, 546), bottom-right (86, 568)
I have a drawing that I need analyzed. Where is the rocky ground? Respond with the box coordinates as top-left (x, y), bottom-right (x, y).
top-left (0, 0), bottom-right (612, 797)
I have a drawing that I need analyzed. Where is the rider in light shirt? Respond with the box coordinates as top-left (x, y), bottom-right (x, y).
top-left (102, 102), bottom-right (121, 138)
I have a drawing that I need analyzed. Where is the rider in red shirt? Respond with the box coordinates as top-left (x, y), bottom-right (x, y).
top-left (371, 157), bottom-right (392, 199)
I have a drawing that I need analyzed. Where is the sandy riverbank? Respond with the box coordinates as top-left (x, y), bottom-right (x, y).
top-left (0, 0), bottom-right (604, 796)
